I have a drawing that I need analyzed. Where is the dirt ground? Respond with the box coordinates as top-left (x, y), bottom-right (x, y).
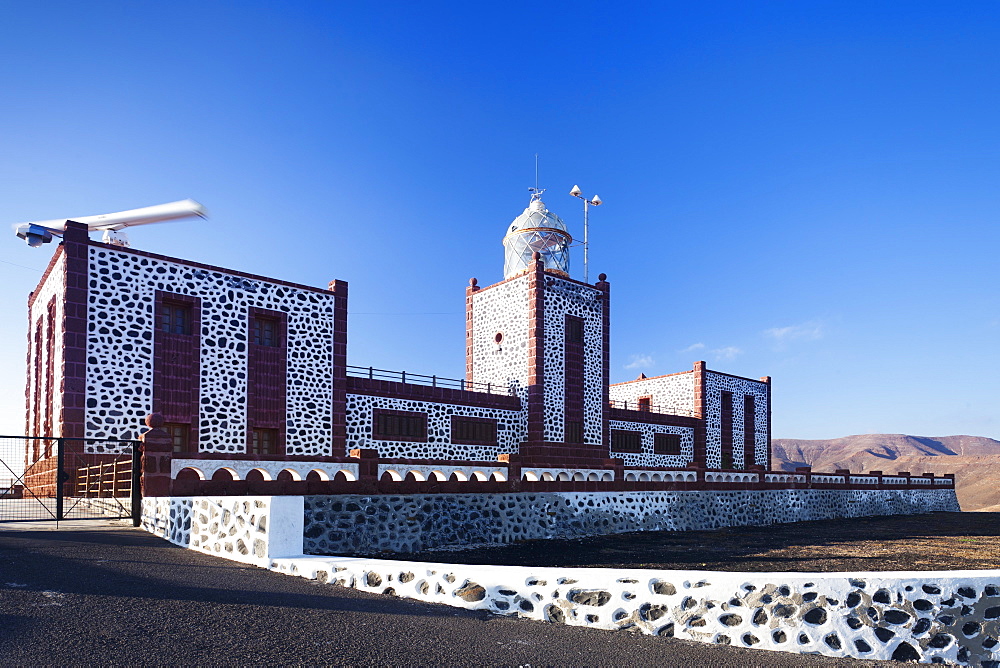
top-left (407, 512), bottom-right (1000, 572)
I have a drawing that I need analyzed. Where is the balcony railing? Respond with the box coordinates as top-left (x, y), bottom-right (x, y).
top-left (347, 365), bottom-right (514, 396)
top-left (608, 399), bottom-right (697, 418)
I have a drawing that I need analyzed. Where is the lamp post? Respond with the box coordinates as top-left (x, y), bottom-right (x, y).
top-left (569, 185), bottom-right (602, 284)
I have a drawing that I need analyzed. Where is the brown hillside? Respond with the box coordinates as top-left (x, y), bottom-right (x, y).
top-left (771, 434), bottom-right (1000, 511)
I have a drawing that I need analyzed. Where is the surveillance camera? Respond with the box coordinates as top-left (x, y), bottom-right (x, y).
top-left (15, 224), bottom-right (53, 248)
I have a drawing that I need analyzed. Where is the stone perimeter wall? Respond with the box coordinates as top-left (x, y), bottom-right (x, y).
top-left (143, 490), bottom-right (994, 665)
top-left (302, 489), bottom-right (959, 555)
top-left (270, 555), bottom-right (1000, 666)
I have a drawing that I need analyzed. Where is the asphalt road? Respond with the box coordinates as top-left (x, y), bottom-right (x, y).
top-left (0, 521), bottom-right (896, 667)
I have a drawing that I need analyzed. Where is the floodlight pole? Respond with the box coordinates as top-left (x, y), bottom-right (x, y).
top-left (570, 186), bottom-right (602, 284)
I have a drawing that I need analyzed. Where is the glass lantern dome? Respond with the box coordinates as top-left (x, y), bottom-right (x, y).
top-left (502, 193), bottom-right (572, 279)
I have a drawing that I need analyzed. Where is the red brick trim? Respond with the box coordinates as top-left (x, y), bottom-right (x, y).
top-left (328, 280), bottom-right (348, 456)
top-left (595, 275), bottom-right (611, 453)
top-left (60, 222), bottom-right (89, 439)
top-left (27, 244), bottom-right (65, 310)
top-left (564, 314), bottom-right (585, 443)
top-left (743, 394), bottom-right (756, 467)
top-left (347, 377), bottom-right (521, 410)
top-left (372, 408), bottom-right (428, 443)
top-left (761, 375), bottom-right (772, 469)
top-left (465, 278), bottom-right (479, 384)
top-left (607, 407), bottom-right (702, 428)
top-left (692, 361), bottom-right (707, 465)
top-left (152, 290), bottom-right (202, 450)
top-left (526, 255), bottom-right (546, 442)
top-left (246, 306), bottom-right (288, 455)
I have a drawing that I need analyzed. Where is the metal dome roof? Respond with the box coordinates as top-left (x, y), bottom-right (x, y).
top-left (504, 196), bottom-right (570, 237)
top-left (502, 193), bottom-right (573, 279)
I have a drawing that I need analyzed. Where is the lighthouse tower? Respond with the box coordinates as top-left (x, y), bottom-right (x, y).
top-left (465, 192), bottom-right (611, 467)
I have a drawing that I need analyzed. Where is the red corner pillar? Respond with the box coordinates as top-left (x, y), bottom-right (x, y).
top-left (692, 360), bottom-right (708, 466)
top-left (594, 273), bottom-right (611, 452)
top-left (61, 220), bottom-right (90, 439)
top-left (526, 253), bottom-right (546, 443)
top-left (760, 375), bottom-right (772, 469)
top-left (328, 279), bottom-right (349, 456)
top-left (139, 413), bottom-right (173, 496)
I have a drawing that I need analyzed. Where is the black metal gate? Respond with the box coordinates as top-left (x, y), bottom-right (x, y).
top-left (0, 436), bottom-right (140, 524)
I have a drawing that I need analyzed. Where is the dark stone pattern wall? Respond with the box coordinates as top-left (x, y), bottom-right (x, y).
top-left (303, 489), bottom-right (960, 555)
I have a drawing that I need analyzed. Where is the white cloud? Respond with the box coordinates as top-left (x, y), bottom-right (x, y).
top-left (624, 354), bottom-right (655, 370)
top-left (711, 346), bottom-right (742, 362)
top-left (763, 320), bottom-right (824, 343)
top-left (680, 342), bottom-right (705, 353)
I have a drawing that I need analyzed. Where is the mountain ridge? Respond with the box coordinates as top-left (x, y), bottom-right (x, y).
top-left (770, 434), bottom-right (1000, 511)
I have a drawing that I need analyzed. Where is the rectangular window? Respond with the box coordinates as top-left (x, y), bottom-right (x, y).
top-left (250, 315), bottom-right (279, 347)
top-left (653, 433), bottom-right (682, 455)
top-left (374, 410), bottom-right (427, 441)
top-left (611, 429), bottom-right (642, 453)
top-left (565, 420), bottom-right (583, 444)
top-left (250, 428), bottom-right (279, 455)
top-left (156, 302), bottom-right (191, 335)
top-left (452, 417), bottom-right (498, 445)
top-left (566, 317), bottom-right (584, 343)
top-left (638, 396), bottom-right (651, 412)
top-left (165, 423), bottom-right (191, 454)
top-left (720, 390), bottom-right (734, 468)
top-left (744, 395), bottom-right (756, 467)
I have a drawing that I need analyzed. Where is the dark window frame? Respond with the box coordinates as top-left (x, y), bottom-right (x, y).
top-left (451, 416), bottom-right (498, 446)
top-left (565, 316), bottom-right (585, 344)
top-left (249, 427), bottom-right (280, 455)
top-left (250, 313), bottom-right (281, 347)
top-left (565, 420), bottom-right (584, 444)
top-left (165, 423), bottom-right (192, 454)
top-left (156, 301), bottom-right (193, 335)
top-left (653, 432), bottom-right (682, 456)
top-left (373, 409), bottom-right (428, 442)
top-left (611, 428), bottom-right (643, 453)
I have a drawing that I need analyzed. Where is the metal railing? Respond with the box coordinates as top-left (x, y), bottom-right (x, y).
top-left (347, 365), bottom-right (514, 396)
top-left (607, 399), bottom-right (697, 418)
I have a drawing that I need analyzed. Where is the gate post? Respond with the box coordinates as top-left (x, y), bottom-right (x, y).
top-left (138, 414), bottom-right (173, 499)
top-left (55, 438), bottom-right (64, 521)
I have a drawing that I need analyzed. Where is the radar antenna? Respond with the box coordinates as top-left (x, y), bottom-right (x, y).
top-left (12, 199), bottom-right (207, 248)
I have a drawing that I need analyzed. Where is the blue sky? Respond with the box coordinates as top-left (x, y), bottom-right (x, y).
top-left (1, 1), bottom-right (998, 440)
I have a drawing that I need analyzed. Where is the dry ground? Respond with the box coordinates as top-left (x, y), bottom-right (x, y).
top-left (407, 511), bottom-right (1000, 572)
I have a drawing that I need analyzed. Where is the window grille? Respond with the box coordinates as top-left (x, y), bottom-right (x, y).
top-left (653, 433), bottom-right (682, 455)
top-left (612, 429), bottom-right (642, 453)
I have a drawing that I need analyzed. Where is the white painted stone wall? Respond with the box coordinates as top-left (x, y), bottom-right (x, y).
top-left (171, 459), bottom-right (360, 482)
top-left (608, 420), bottom-right (695, 467)
top-left (141, 495), bottom-right (303, 566)
top-left (608, 372), bottom-right (695, 415)
top-left (27, 252), bottom-right (66, 440)
top-left (704, 371), bottom-right (769, 468)
top-left (541, 275), bottom-right (605, 444)
top-left (271, 556), bottom-right (1000, 666)
top-left (141, 491), bottom-right (986, 665)
top-left (469, 274), bottom-right (531, 398)
top-left (345, 393), bottom-right (525, 460)
top-left (86, 247), bottom-right (338, 455)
